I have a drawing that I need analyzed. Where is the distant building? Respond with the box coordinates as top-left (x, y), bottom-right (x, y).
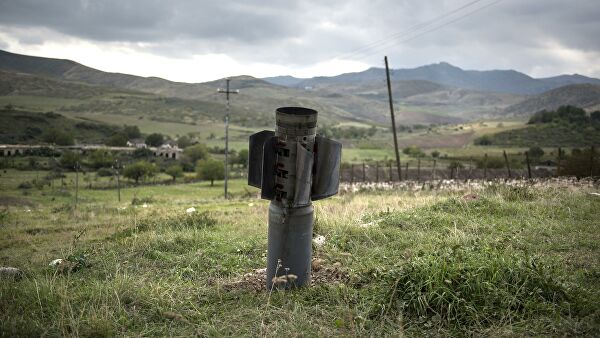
top-left (127, 138), bottom-right (147, 148)
top-left (153, 144), bottom-right (183, 159)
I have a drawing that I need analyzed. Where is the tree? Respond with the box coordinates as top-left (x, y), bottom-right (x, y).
top-left (184, 144), bottom-right (209, 163)
top-left (177, 135), bottom-right (192, 149)
top-left (196, 158), bottom-right (224, 186)
top-left (528, 146), bottom-right (544, 159)
top-left (88, 149), bottom-right (114, 169)
top-left (59, 151), bottom-right (80, 170)
top-left (123, 161), bottom-right (156, 184)
top-left (431, 150), bottom-right (440, 158)
top-left (43, 128), bottom-right (74, 146)
top-left (165, 164), bottom-right (183, 182)
top-left (123, 125), bottom-right (141, 139)
top-left (106, 133), bottom-right (127, 147)
top-left (145, 133), bottom-right (164, 147)
top-left (402, 145), bottom-right (424, 157)
top-left (236, 149), bottom-right (249, 168)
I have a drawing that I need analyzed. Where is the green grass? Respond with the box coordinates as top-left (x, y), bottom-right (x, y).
top-left (486, 123), bottom-right (600, 147)
top-left (1, 169), bottom-right (599, 336)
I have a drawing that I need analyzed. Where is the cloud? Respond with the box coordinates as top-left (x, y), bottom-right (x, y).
top-left (0, 0), bottom-right (599, 80)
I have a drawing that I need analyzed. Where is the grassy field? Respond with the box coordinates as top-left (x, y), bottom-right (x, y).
top-left (1, 170), bottom-right (599, 337)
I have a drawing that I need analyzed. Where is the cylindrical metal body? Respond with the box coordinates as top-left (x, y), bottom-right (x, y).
top-left (267, 107), bottom-right (317, 289)
top-left (267, 202), bottom-right (313, 288)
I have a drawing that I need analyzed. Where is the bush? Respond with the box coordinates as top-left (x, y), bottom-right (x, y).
top-left (476, 156), bottom-right (505, 169)
top-left (184, 144), bottom-right (209, 163)
top-left (165, 164), bottom-right (183, 182)
top-left (43, 128), bottom-right (74, 146)
top-left (96, 167), bottom-right (114, 177)
top-left (528, 146), bottom-right (544, 159)
top-left (18, 181), bottom-right (33, 189)
top-left (131, 196), bottom-right (155, 205)
top-left (474, 135), bottom-right (493, 145)
top-left (106, 133), bottom-right (127, 147)
top-left (123, 161), bottom-right (156, 184)
top-left (145, 133), bottom-right (164, 147)
top-left (196, 158), bottom-right (224, 186)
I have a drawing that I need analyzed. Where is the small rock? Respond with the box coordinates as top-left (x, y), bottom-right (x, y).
top-left (49, 258), bottom-right (63, 267)
top-left (142, 203), bottom-right (148, 208)
top-left (0, 267), bottom-right (23, 280)
top-left (311, 258), bottom-right (325, 271)
top-left (186, 207), bottom-right (196, 214)
top-left (312, 235), bottom-right (326, 247)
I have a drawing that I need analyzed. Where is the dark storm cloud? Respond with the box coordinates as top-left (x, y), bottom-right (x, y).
top-left (0, 0), bottom-right (599, 76)
top-left (0, 0), bottom-right (306, 44)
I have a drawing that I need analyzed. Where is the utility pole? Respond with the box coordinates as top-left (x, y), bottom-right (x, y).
top-left (218, 79), bottom-right (239, 199)
top-left (503, 150), bottom-right (512, 179)
top-left (74, 161), bottom-right (80, 209)
top-left (385, 56), bottom-right (402, 181)
top-left (113, 160), bottom-right (122, 202)
top-left (484, 153), bottom-right (488, 180)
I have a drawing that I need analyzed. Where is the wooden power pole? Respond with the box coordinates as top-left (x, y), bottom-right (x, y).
top-left (218, 79), bottom-right (239, 199)
top-left (385, 56), bottom-right (402, 181)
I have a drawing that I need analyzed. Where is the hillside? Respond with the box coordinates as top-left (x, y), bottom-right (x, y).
top-left (4, 49), bottom-right (600, 127)
top-left (0, 51), bottom-right (464, 125)
top-left (278, 62), bottom-right (600, 95)
top-left (0, 109), bottom-right (123, 144)
top-left (504, 84), bottom-right (600, 116)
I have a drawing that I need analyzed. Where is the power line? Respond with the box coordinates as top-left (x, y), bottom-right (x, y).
top-left (331, 0), bottom-right (503, 64)
top-left (351, 0), bottom-right (504, 62)
top-left (334, 0), bottom-right (487, 61)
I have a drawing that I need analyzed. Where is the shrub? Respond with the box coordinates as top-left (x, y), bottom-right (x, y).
top-left (145, 133), bottom-right (164, 147)
top-left (123, 161), bottom-right (156, 184)
top-left (196, 158), bottom-right (224, 186)
top-left (474, 135), bottom-right (493, 145)
top-left (96, 167), bottom-right (114, 177)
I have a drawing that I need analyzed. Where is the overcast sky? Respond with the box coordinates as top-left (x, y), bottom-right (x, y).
top-left (1, 0), bottom-right (599, 83)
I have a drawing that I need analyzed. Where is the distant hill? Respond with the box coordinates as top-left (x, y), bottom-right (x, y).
top-left (268, 62), bottom-right (600, 95)
top-left (0, 108), bottom-right (122, 144)
top-left (0, 50), bottom-right (464, 125)
top-left (261, 75), bottom-right (306, 87)
top-left (4, 49), bottom-right (600, 127)
top-left (504, 84), bottom-right (600, 115)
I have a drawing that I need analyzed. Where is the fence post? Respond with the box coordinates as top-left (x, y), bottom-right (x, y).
top-left (376, 161), bottom-right (379, 183)
top-left (417, 157), bottom-right (421, 182)
top-left (503, 150), bottom-right (512, 179)
top-left (432, 159), bottom-right (437, 180)
top-left (405, 162), bottom-right (409, 181)
top-left (389, 162), bottom-right (393, 182)
top-left (484, 153), bottom-right (488, 180)
top-left (468, 157), bottom-right (473, 180)
top-left (525, 151), bottom-right (532, 179)
top-left (362, 162), bottom-right (366, 182)
top-left (350, 164), bottom-right (354, 184)
top-left (556, 147), bottom-right (562, 177)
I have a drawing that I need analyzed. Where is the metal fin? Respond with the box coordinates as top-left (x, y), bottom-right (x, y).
top-left (293, 142), bottom-right (314, 207)
top-left (260, 136), bottom-right (278, 200)
top-left (311, 136), bottom-right (342, 200)
top-left (248, 130), bottom-right (275, 188)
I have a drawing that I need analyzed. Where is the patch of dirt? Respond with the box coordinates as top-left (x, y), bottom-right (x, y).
top-left (0, 196), bottom-right (34, 207)
top-left (223, 259), bottom-right (349, 292)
